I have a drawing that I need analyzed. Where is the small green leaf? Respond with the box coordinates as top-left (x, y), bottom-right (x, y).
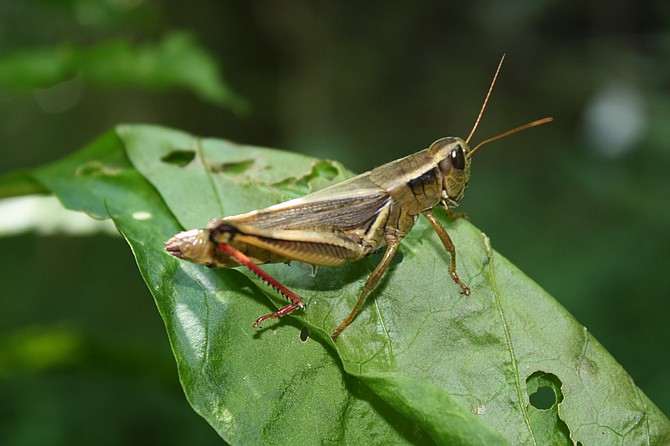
top-left (9, 124), bottom-right (670, 445)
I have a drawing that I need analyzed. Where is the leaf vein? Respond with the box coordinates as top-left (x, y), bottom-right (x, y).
top-left (196, 136), bottom-right (226, 215)
top-left (488, 250), bottom-right (537, 445)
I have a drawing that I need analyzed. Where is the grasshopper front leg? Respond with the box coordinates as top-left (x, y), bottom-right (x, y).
top-left (422, 209), bottom-right (471, 295)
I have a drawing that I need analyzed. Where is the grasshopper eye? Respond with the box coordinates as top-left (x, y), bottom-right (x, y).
top-left (451, 145), bottom-right (465, 170)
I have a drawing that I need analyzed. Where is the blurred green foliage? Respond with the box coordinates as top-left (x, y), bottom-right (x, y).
top-left (0, 32), bottom-right (245, 110)
top-left (1, 0), bottom-right (669, 444)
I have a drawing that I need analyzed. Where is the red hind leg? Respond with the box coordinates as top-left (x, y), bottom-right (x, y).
top-left (217, 243), bottom-right (305, 327)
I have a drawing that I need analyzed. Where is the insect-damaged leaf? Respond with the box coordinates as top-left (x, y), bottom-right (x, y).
top-left (25, 127), bottom-right (435, 446)
top-left (21, 125), bottom-right (670, 445)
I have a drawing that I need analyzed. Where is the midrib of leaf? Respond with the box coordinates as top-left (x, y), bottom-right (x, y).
top-left (196, 137), bottom-right (226, 216)
top-left (486, 237), bottom-right (537, 446)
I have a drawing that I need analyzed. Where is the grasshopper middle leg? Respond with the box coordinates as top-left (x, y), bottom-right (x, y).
top-left (331, 240), bottom-right (400, 341)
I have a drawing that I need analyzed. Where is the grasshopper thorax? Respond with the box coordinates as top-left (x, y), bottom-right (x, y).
top-left (428, 136), bottom-right (472, 208)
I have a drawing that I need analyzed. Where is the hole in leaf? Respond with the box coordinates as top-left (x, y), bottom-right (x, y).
top-left (271, 160), bottom-right (341, 197)
top-left (160, 150), bottom-right (196, 167)
top-left (526, 371), bottom-right (573, 443)
top-left (526, 371), bottom-right (564, 410)
top-left (75, 161), bottom-right (122, 177)
top-left (210, 159), bottom-right (255, 174)
top-left (312, 160), bottom-right (339, 181)
top-left (529, 385), bottom-right (556, 410)
top-left (300, 326), bottom-right (309, 342)
top-left (293, 160), bottom-right (339, 186)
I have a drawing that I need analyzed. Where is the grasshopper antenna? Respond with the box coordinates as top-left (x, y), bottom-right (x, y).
top-left (468, 117), bottom-right (553, 158)
top-left (466, 54), bottom-right (506, 144)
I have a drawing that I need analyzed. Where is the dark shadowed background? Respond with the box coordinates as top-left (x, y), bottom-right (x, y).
top-left (1, 1), bottom-right (669, 444)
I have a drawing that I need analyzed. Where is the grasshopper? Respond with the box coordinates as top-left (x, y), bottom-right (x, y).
top-left (165, 56), bottom-right (552, 341)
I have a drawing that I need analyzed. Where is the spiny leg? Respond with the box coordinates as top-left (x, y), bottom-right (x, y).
top-left (331, 240), bottom-right (400, 341)
top-left (217, 243), bottom-right (305, 328)
top-left (422, 210), bottom-right (471, 295)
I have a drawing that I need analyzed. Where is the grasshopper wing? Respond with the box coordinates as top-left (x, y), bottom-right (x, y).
top-left (210, 172), bottom-right (393, 266)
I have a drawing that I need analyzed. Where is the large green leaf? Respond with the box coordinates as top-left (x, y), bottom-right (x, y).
top-left (11, 124), bottom-right (670, 445)
top-left (22, 128), bottom-right (433, 445)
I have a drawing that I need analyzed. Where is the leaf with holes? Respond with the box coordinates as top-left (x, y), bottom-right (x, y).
top-left (11, 124), bottom-right (670, 445)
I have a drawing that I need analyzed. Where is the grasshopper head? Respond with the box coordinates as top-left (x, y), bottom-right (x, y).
top-left (429, 137), bottom-right (472, 207)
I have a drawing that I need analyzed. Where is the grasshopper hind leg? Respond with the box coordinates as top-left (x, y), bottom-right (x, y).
top-left (217, 243), bottom-right (306, 328)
